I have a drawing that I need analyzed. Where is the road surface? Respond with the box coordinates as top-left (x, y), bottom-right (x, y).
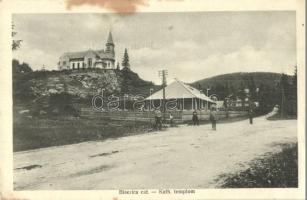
top-left (14, 117), bottom-right (297, 190)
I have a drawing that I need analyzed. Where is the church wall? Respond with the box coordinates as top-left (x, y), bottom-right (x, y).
top-left (95, 62), bottom-right (104, 68)
top-left (84, 54), bottom-right (97, 68)
top-left (58, 32), bottom-right (116, 70)
top-left (58, 56), bottom-right (70, 70)
top-left (70, 60), bottom-right (85, 69)
top-left (104, 59), bottom-right (115, 69)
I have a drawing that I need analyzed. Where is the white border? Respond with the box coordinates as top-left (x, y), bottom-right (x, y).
top-left (0, 0), bottom-right (305, 199)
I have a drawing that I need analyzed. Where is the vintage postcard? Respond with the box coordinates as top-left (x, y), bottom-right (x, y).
top-left (0, 0), bottom-right (305, 200)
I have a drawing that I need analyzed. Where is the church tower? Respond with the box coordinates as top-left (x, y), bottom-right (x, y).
top-left (105, 31), bottom-right (115, 55)
top-left (105, 31), bottom-right (115, 68)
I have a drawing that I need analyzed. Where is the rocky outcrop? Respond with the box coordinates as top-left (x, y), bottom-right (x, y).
top-left (13, 69), bottom-right (156, 116)
top-left (27, 70), bottom-right (121, 99)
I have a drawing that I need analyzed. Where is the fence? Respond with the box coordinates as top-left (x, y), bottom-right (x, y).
top-left (81, 108), bottom-right (248, 123)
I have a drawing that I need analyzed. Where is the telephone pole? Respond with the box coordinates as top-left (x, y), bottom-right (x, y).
top-left (159, 70), bottom-right (168, 122)
top-left (281, 83), bottom-right (285, 118)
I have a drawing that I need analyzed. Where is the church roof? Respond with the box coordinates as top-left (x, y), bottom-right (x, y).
top-left (61, 49), bottom-right (114, 60)
top-left (62, 49), bottom-right (98, 59)
top-left (98, 52), bottom-right (115, 60)
top-left (60, 31), bottom-right (115, 60)
top-left (145, 79), bottom-right (215, 103)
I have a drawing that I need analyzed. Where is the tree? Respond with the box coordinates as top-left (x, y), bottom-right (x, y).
top-left (247, 75), bottom-right (257, 100)
top-left (12, 59), bottom-right (32, 74)
top-left (12, 23), bottom-right (22, 51)
top-left (116, 62), bottom-right (120, 70)
top-left (257, 83), bottom-right (266, 113)
top-left (238, 81), bottom-right (245, 98)
top-left (293, 66), bottom-right (297, 87)
top-left (229, 85), bottom-right (236, 97)
top-left (289, 66), bottom-right (297, 116)
top-left (215, 84), bottom-right (226, 100)
top-left (121, 48), bottom-right (130, 70)
top-left (257, 83), bottom-right (275, 114)
top-left (237, 80), bottom-right (247, 110)
top-left (279, 73), bottom-right (292, 117)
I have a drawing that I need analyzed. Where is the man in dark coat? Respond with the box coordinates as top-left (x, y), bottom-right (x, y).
top-left (154, 108), bottom-right (162, 130)
top-left (248, 108), bottom-right (253, 124)
top-left (192, 110), bottom-right (199, 126)
top-left (210, 106), bottom-right (217, 130)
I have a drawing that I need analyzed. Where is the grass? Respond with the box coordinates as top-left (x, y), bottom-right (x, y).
top-left (217, 143), bottom-right (298, 188)
top-left (13, 112), bottom-right (250, 152)
top-left (13, 116), bottom-right (152, 152)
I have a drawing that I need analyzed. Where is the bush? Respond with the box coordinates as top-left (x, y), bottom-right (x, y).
top-left (218, 143), bottom-right (298, 188)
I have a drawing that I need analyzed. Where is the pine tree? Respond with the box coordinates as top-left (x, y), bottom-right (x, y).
top-left (122, 48), bottom-right (130, 70)
top-left (238, 81), bottom-right (247, 109)
top-left (279, 73), bottom-right (290, 117)
top-left (291, 66), bottom-right (297, 116)
top-left (116, 62), bottom-right (120, 70)
top-left (248, 75), bottom-right (256, 100)
top-left (257, 83), bottom-right (266, 113)
top-left (238, 81), bottom-right (246, 100)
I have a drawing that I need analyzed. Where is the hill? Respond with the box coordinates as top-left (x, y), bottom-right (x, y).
top-left (192, 72), bottom-right (283, 90)
top-left (192, 72), bottom-right (296, 115)
top-left (13, 68), bottom-right (158, 116)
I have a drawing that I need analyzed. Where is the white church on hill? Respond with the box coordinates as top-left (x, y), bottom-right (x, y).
top-left (58, 31), bottom-right (117, 70)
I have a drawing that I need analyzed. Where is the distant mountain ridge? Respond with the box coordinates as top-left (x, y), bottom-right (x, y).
top-left (192, 72), bottom-right (285, 89)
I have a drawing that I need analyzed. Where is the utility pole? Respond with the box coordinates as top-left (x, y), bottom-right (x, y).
top-left (159, 70), bottom-right (168, 122)
top-left (149, 88), bottom-right (153, 111)
top-left (206, 88), bottom-right (210, 111)
top-left (281, 83), bottom-right (285, 118)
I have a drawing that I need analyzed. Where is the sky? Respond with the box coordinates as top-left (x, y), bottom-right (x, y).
top-left (13, 11), bottom-right (296, 84)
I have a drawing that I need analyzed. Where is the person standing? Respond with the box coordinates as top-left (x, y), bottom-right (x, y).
top-left (210, 106), bottom-right (217, 130)
top-left (169, 113), bottom-right (174, 127)
top-left (192, 110), bottom-right (199, 126)
top-left (248, 108), bottom-right (253, 124)
top-left (154, 108), bottom-right (162, 130)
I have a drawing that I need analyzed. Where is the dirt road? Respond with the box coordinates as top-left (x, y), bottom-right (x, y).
top-left (14, 117), bottom-right (297, 190)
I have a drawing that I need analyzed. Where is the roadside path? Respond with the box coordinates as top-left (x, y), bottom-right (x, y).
top-left (14, 117), bottom-right (297, 189)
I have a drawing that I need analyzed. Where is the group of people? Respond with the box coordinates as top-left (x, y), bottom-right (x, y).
top-left (154, 106), bottom-right (224, 131)
top-left (192, 107), bottom-right (217, 130)
top-left (154, 109), bottom-right (174, 130)
top-left (154, 105), bottom-right (254, 131)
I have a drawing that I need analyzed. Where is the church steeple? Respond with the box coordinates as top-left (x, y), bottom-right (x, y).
top-left (105, 31), bottom-right (115, 55)
top-left (106, 31), bottom-right (114, 45)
